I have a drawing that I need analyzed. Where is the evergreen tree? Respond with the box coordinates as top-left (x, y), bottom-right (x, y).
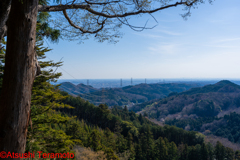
top-left (154, 137), bottom-right (168, 160)
top-left (135, 143), bottom-right (143, 160)
top-left (140, 125), bottom-right (154, 160)
top-left (127, 131), bottom-right (136, 160)
top-left (179, 144), bottom-right (189, 160)
top-left (87, 129), bottom-right (102, 151)
top-left (215, 141), bottom-right (226, 160)
top-left (167, 141), bottom-right (178, 160)
top-left (206, 142), bottom-right (214, 160)
top-left (103, 127), bottom-right (116, 150)
top-left (200, 143), bottom-right (209, 160)
top-left (188, 146), bottom-right (198, 160)
top-left (124, 105), bottom-right (128, 112)
top-left (225, 147), bottom-right (234, 160)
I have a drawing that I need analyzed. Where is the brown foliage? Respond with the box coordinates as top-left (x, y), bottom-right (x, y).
top-left (74, 146), bottom-right (107, 160)
top-left (205, 135), bottom-right (240, 151)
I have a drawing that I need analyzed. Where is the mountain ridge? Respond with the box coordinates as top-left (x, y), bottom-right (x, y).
top-left (59, 82), bottom-right (203, 106)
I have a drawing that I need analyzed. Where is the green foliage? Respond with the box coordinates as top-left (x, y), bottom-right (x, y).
top-left (154, 137), bottom-right (168, 160)
top-left (214, 112), bottom-right (240, 143)
top-left (215, 141), bottom-right (225, 160)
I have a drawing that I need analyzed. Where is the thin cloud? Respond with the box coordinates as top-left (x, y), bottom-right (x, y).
top-left (204, 45), bottom-right (239, 48)
top-left (158, 19), bottom-right (181, 23)
top-left (213, 38), bottom-right (240, 43)
top-left (148, 43), bottom-right (182, 55)
top-left (157, 29), bottom-right (183, 36)
top-left (207, 19), bottom-right (225, 24)
top-left (133, 32), bottom-right (164, 38)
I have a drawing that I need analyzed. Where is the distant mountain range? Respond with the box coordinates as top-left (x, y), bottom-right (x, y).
top-left (59, 82), bottom-right (202, 106)
top-left (133, 80), bottom-right (240, 143)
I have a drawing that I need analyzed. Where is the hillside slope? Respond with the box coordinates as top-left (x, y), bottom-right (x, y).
top-left (79, 83), bottom-right (202, 106)
top-left (59, 82), bottom-right (99, 95)
top-left (137, 80), bottom-right (240, 144)
top-left (136, 80), bottom-right (240, 119)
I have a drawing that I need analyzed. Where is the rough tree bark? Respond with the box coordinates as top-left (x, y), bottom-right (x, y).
top-left (0, 0), bottom-right (38, 155)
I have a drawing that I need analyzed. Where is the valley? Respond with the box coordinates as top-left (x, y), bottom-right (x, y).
top-left (60, 79), bottom-right (240, 149)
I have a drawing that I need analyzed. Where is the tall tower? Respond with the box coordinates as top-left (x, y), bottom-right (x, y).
top-left (145, 78), bottom-right (146, 84)
top-left (87, 79), bottom-right (89, 85)
top-left (131, 78), bottom-right (133, 85)
top-left (120, 78), bottom-right (122, 87)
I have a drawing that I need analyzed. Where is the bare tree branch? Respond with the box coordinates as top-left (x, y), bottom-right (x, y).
top-left (63, 9), bottom-right (107, 33)
top-left (84, 0), bottom-right (122, 5)
top-left (38, 1), bottom-right (195, 18)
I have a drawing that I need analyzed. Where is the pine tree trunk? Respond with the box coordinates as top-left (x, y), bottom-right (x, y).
top-left (0, 0), bottom-right (38, 156)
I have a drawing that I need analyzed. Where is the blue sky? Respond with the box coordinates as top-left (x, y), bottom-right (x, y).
top-left (46, 0), bottom-right (240, 79)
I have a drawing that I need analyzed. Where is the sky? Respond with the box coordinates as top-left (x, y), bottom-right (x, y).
top-left (46, 0), bottom-right (240, 79)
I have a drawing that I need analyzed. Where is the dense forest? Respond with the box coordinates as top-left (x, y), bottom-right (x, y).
top-left (166, 112), bottom-right (240, 144)
top-left (131, 80), bottom-right (240, 149)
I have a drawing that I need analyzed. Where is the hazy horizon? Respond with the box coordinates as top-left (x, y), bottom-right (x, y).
top-left (54, 78), bottom-right (240, 88)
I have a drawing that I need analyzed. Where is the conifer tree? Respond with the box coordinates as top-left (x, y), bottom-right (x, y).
top-left (215, 141), bottom-right (226, 160)
top-left (135, 143), bottom-right (143, 160)
top-left (200, 143), bottom-right (209, 160)
top-left (207, 142), bottom-right (214, 160)
top-left (167, 141), bottom-right (178, 160)
top-left (127, 132), bottom-right (135, 160)
top-left (188, 146), bottom-right (198, 160)
top-left (225, 147), bottom-right (234, 160)
top-left (179, 144), bottom-right (189, 160)
top-left (88, 129), bottom-right (102, 151)
top-left (154, 137), bottom-right (168, 160)
top-left (140, 125), bottom-right (154, 160)
top-left (104, 127), bottom-right (116, 150)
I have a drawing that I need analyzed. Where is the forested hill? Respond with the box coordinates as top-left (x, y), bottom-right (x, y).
top-left (135, 80), bottom-right (240, 145)
top-left (59, 82), bottom-right (99, 95)
top-left (59, 93), bottom-right (240, 159)
top-left (178, 80), bottom-right (240, 95)
top-left (133, 80), bottom-right (240, 118)
top-left (60, 82), bottom-right (202, 106)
